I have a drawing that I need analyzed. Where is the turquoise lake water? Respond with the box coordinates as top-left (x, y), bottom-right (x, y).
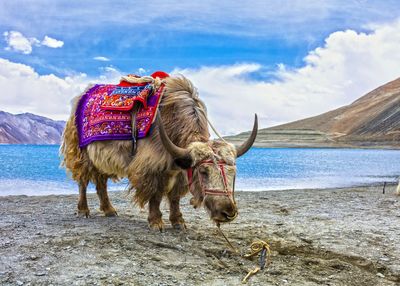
top-left (0, 145), bottom-right (399, 196)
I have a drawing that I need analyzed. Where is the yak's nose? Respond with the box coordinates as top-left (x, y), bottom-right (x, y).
top-left (222, 210), bottom-right (238, 221)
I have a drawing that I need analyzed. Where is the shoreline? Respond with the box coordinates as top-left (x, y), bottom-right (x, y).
top-left (1, 185), bottom-right (399, 285)
top-left (0, 181), bottom-right (396, 198)
top-left (1, 143), bottom-right (400, 150)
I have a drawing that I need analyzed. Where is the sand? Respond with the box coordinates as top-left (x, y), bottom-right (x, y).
top-left (0, 185), bottom-right (399, 286)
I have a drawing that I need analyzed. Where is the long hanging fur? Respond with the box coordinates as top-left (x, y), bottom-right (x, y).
top-left (60, 76), bottom-right (210, 206)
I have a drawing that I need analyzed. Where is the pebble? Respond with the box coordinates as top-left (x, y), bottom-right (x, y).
top-left (379, 257), bottom-right (390, 262)
top-left (34, 272), bottom-right (46, 276)
top-left (376, 273), bottom-right (385, 278)
top-left (16, 281), bottom-right (24, 286)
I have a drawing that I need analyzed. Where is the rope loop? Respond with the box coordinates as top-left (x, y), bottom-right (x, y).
top-left (216, 225), bottom-right (272, 284)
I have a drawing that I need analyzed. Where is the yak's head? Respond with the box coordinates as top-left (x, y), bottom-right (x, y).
top-left (157, 113), bottom-right (258, 224)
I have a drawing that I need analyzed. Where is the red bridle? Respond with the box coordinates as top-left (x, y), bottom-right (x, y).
top-left (186, 160), bottom-right (235, 197)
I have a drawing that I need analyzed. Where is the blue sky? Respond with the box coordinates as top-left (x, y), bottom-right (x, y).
top-left (1, 1), bottom-right (400, 133)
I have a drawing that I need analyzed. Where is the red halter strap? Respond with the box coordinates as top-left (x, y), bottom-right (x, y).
top-left (186, 160), bottom-right (234, 197)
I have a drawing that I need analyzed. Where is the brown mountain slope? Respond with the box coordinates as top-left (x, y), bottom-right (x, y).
top-left (227, 77), bottom-right (400, 148)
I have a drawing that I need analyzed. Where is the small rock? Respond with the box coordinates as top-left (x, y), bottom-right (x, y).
top-left (379, 257), bottom-right (390, 262)
top-left (16, 281), bottom-right (24, 286)
top-left (29, 255), bottom-right (38, 261)
top-left (34, 272), bottom-right (46, 277)
top-left (376, 273), bottom-right (385, 278)
top-left (282, 279), bottom-right (288, 283)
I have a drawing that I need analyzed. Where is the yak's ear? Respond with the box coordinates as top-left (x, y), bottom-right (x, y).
top-left (174, 154), bottom-right (193, 169)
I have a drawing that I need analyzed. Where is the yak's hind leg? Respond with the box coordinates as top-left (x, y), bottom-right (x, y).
top-left (167, 172), bottom-right (188, 230)
top-left (94, 174), bottom-right (118, 217)
top-left (77, 178), bottom-right (90, 218)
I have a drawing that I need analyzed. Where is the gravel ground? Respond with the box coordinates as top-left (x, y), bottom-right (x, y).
top-left (0, 184), bottom-right (399, 286)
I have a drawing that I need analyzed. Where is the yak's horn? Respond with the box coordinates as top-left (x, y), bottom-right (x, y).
top-left (235, 114), bottom-right (258, 158)
top-left (156, 112), bottom-right (190, 159)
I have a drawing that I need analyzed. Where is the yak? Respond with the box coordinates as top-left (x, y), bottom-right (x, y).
top-left (60, 75), bottom-right (257, 230)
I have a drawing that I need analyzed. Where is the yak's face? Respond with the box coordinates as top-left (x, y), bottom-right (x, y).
top-left (157, 113), bottom-right (258, 225)
top-left (186, 141), bottom-right (238, 223)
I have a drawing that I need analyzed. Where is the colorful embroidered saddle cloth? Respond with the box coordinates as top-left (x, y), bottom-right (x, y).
top-left (76, 72), bottom-right (168, 148)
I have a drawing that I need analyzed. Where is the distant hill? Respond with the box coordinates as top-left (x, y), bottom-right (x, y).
top-left (0, 111), bottom-right (65, 144)
top-left (227, 77), bottom-right (400, 149)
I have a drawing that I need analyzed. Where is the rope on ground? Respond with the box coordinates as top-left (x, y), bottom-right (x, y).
top-left (216, 224), bottom-right (271, 284)
top-left (242, 240), bottom-right (271, 283)
top-left (216, 224), bottom-right (239, 253)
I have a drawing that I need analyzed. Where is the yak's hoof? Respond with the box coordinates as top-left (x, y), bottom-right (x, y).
top-left (148, 220), bottom-right (165, 232)
top-left (104, 210), bottom-right (118, 217)
top-left (76, 209), bottom-right (90, 218)
top-left (171, 217), bottom-right (187, 231)
top-left (101, 206), bottom-right (118, 217)
top-left (172, 222), bottom-right (187, 231)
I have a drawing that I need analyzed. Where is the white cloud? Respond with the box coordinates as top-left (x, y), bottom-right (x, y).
top-left (93, 56), bottom-right (110, 62)
top-left (0, 58), bottom-right (121, 119)
top-left (3, 30), bottom-right (63, 54)
top-left (3, 31), bottom-right (35, 54)
top-left (137, 68), bottom-right (146, 75)
top-left (1, 19), bottom-right (400, 133)
top-left (175, 20), bottom-right (400, 134)
top-left (41, 35), bottom-right (64, 48)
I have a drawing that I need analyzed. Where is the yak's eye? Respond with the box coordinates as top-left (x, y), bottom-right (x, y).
top-left (199, 167), bottom-right (208, 177)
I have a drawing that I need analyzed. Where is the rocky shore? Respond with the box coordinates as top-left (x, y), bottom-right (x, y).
top-left (0, 185), bottom-right (399, 285)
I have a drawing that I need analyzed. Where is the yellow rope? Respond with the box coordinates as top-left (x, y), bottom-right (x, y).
top-left (242, 240), bottom-right (271, 283)
top-left (216, 225), bottom-right (271, 284)
top-left (244, 240), bottom-right (271, 259)
top-left (242, 267), bottom-right (260, 283)
top-left (216, 224), bottom-right (239, 253)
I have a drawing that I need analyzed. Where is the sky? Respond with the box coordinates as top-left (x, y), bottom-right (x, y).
top-left (1, 0), bottom-right (400, 134)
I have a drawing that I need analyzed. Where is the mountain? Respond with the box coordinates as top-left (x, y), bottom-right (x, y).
top-left (227, 77), bottom-right (400, 148)
top-left (0, 111), bottom-right (65, 144)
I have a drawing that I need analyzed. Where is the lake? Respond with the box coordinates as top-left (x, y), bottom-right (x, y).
top-left (0, 145), bottom-right (399, 196)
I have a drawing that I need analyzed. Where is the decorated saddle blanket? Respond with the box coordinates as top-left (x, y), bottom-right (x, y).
top-left (76, 72), bottom-right (168, 148)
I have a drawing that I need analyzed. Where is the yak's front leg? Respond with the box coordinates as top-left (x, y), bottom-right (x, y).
top-left (148, 191), bottom-right (164, 231)
top-left (168, 191), bottom-right (186, 230)
top-left (167, 173), bottom-right (187, 230)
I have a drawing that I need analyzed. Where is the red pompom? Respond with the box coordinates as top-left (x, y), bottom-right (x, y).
top-left (151, 71), bottom-right (169, 79)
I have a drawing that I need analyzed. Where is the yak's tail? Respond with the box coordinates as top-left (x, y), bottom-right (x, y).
top-left (59, 85), bottom-right (93, 182)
